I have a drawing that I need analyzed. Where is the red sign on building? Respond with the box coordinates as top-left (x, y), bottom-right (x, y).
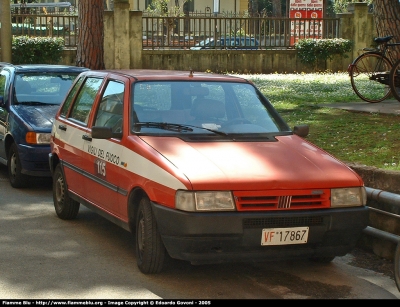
top-left (290, 0), bottom-right (324, 45)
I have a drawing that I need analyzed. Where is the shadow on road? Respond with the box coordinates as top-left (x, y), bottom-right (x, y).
top-left (0, 164), bottom-right (52, 189)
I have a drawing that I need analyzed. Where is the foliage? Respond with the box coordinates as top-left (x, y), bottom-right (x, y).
top-left (12, 36), bottom-right (64, 64)
top-left (331, 0), bottom-right (374, 14)
top-left (295, 38), bottom-right (353, 69)
top-left (144, 0), bottom-right (187, 17)
top-left (231, 28), bottom-right (247, 36)
top-left (233, 72), bottom-right (400, 171)
top-left (332, 0), bottom-right (352, 14)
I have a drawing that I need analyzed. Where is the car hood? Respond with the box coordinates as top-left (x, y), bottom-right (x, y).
top-left (12, 104), bottom-right (59, 131)
top-left (140, 135), bottom-right (363, 190)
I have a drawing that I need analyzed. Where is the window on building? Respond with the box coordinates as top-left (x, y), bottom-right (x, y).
top-left (184, 0), bottom-right (194, 12)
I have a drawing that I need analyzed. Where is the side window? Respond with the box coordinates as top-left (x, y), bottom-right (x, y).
top-left (0, 74), bottom-right (6, 97)
top-left (94, 80), bottom-right (125, 133)
top-left (183, 0), bottom-right (194, 12)
top-left (0, 72), bottom-right (7, 121)
top-left (60, 76), bottom-right (85, 117)
top-left (69, 77), bottom-right (103, 124)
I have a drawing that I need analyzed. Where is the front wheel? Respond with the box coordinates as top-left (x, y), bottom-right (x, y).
top-left (53, 164), bottom-right (80, 220)
top-left (135, 196), bottom-right (166, 274)
top-left (349, 52), bottom-right (392, 103)
top-left (8, 143), bottom-right (28, 188)
top-left (389, 59), bottom-right (400, 102)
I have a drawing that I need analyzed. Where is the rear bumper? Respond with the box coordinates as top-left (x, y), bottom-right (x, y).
top-left (151, 204), bottom-right (369, 264)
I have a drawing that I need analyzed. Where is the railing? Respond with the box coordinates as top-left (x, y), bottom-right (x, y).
top-left (9, 13), bottom-right (340, 50)
top-left (11, 13), bottom-right (78, 48)
top-left (142, 16), bottom-right (340, 50)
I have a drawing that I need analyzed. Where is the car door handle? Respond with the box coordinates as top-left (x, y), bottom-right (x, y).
top-left (82, 134), bottom-right (92, 141)
top-left (58, 124), bottom-right (67, 131)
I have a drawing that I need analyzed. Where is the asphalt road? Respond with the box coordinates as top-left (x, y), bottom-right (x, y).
top-left (0, 164), bottom-right (399, 299)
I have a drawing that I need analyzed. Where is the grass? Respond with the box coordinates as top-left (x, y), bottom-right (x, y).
top-left (232, 72), bottom-right (400, 172)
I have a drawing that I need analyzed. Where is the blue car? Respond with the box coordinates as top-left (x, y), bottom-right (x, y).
top-left (190, 36), bottom-right (259, 50)
top-left (0, 63), bottom-right (89, 188)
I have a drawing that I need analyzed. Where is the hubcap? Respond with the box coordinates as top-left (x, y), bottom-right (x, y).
top-left (10, 153), bottom-right (17, 177)
top-left (55, 176), bottom-right (65, 204)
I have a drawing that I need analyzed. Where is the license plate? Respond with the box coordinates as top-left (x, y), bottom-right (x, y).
top-left (261, 227), bottom-right (309, 246)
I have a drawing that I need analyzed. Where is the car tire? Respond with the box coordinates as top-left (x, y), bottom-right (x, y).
top-left (135, 196), bottom-right (165, 274)
top-left (8, 143), bottom-right (28, 188)
top-left (53, 164), bottom-right (80, 220)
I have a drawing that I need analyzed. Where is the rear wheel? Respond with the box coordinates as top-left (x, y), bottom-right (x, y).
top-left (53, 164), bottom-right (80, 220)
top-left (135, 196), bottom-right (165, 274)
top-left (389, 59), bottom-right (400, 102)
top-left (349, 52), bottom-right (392, 103)
top-left (8, 143), bottom-right (28, 188)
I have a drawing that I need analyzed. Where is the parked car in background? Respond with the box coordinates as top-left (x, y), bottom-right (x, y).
top-left (49, 69), bottom-right (368, 274)
top-left (0, 63), bottom-right (89, 188)
top-left (190, 36), bottom-right (259, 50)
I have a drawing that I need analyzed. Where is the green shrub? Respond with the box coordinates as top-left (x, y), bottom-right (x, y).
top-left (295, 38), bottom-right (353, 69)
top-left (12, 36), bottom-right (64, 64)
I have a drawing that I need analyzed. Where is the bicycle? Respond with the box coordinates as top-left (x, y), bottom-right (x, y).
top-left (348, 35), bottom-right (400, 103)
top-left (389, 56), bottom-right (400, 102)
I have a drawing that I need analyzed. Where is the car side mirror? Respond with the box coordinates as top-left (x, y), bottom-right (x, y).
top-left (92, 126), bottom-right (122, 139)
top-left (293, 124), bottom-right (309, 137)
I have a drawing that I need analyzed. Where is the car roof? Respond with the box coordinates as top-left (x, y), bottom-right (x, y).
top-left (0, 63), bottom-right (89, 73)
top-left (85, 69), bottom-right (251, 83)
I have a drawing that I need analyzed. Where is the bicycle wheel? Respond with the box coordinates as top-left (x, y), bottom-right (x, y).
top-left (395, 242), bottom-right (400, 292)
top-left (349, 52), bottom-right (392, 103)
top-left (389, 59), bottom-right (400, 102)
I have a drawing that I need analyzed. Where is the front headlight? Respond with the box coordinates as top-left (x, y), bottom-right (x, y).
top-left (331, 187), bottom-right (367, 207)
top-left (26, 132), bottom-right (51, 144)
top-left (175, 190), bottom-right (236, 212)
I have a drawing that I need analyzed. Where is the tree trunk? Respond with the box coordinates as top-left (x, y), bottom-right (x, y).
top-left (272, 0), bottom-right (282, 17)
top-left (76, 0), bottom-right (105, 69)
top-left (373, 0), bottom-right (400, 59)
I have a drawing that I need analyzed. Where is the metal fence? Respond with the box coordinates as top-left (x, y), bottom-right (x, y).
top-left (10, 12), bottom-right (340, 50)
top-left (142, 16), bottom-right (340, 49)
top-left (11, 13), bottom-right (79, 47)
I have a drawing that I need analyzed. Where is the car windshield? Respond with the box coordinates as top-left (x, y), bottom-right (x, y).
top-left (131, 80), bottom-right (291, 137)
top-left (14, 73), bottom-right (80, 105)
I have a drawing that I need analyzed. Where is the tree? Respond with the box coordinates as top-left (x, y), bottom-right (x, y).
top-left (373, 0), bottom-right (400, 49)
top-left (271, 0), bottom-right (282, 17)
top-left (76, 0), bottom-right (105, 69)
top-left (329, 1), bottom-right (399, 58)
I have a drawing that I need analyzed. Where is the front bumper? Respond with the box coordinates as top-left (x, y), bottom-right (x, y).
top-left (151, 203), bottom-right (369, 265)
top-left (18, 143), bottom-right (51, 177)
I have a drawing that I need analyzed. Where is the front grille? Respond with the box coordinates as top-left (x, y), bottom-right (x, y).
top-left (243, 216), bottom-right (325, 229)
top-left (34, 162), bottom-right (50, 170)
top-left (233, 189), bottom-right (330, 211)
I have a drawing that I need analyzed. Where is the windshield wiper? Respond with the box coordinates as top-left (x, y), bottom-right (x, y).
top-left (16, 101), bottom-right (50, 106)
top-left (133, 122), bottom-right (228, 136)
top-left (134, 122), bottom-right (194, 132)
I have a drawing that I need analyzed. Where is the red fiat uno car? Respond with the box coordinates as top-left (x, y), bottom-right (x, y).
top-left (49, 69), bottom-right (368, 274)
